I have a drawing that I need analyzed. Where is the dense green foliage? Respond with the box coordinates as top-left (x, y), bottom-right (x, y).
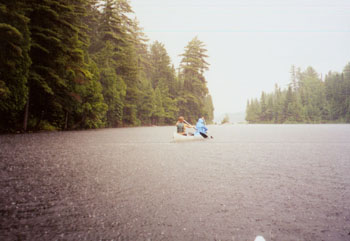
top-left (0, 0), bottom-right (214, 132)
top-left (0, 0), bottom-right (31, 130)
top-left (246, 64), bottom-right (350, 123)
top-left (178, 37), bottom-right (213, 124)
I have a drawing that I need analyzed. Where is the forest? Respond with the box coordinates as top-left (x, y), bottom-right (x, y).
top-left (0, 0), bottom-right (214, 132)
top-left (246, 63), bottom-right (350, 123)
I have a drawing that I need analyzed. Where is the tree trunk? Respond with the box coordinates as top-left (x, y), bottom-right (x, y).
top-left (65, 111), bottom-right (68, 130)
top-left (23, 95), bottom-right (29, 132)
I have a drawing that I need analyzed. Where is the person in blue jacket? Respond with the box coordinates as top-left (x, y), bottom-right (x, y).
top-left (195, 116), bottom-right (208, 136)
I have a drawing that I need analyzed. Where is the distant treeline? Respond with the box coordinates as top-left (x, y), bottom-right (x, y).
top-left (0, 0), bottom-right (214, 132)
top-left (246, 63), bottom-right (350, 123)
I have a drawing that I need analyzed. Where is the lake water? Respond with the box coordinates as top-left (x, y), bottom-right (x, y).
top-left (1, 125), bottom-right (350, 240)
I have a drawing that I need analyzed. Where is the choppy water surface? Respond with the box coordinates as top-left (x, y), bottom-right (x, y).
top-left (1, 125), bottom-right (350, 240)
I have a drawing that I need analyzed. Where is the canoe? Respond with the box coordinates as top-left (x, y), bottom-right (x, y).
top-left (173, 132), bottom-right (204, 142)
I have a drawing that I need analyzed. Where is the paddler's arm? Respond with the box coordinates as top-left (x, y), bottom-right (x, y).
top-left (184, 124), bottom-right (194, 129)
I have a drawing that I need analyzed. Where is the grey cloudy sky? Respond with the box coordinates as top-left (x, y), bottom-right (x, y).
top-left (129, 0), bottom-right (350, 117)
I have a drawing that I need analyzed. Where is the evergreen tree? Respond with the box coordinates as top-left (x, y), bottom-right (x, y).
top-left (283, 86), bottom-right (295, 122)
top-left (273, 84), bottom-right (284, 123)
top-left (259, 91), bottom-right (267, 122)
top-left (265, 94), bottom-right (274, 122)
top-left (0, 0), bottom-right (31, 131)
top-left (290, 65), bottom-right (298, 91)
top-left (153, 86), bottom-right (165, 125)
top-left (246, 64), bottom-right (350, 124)
top-left (26, 0), bottom-right (93, 130)
top-left (149, 41), bottom-right (172, 88)
top-left (203, 94), bottom-right (215, 123)
top-left (298, 67), bottom-right (324, 122)
top-left (246, 98), bottom-right (260, 123)
top-left (179, 37), bottom-right (212, 123)
top-left (0, 1), bottom-right (216, 131)
top-left (148, 41), bottom-right (179, 124)
top-left (72, 57), bottom-right (108, 129)
top-left (95, 42), bottom-right (126, 126)
top-left (90, 0), bottom-right (133, 126)
top-left (343, 63), bottom-right (350, 121)
top-left (137, 78), bottom-right (155, 125)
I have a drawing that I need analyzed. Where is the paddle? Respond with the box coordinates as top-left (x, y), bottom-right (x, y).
top-left (184, 120), bottom-right (210, 138)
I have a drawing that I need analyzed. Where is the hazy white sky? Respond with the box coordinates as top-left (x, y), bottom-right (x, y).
top-left (130, 0), bottom-right (350, 117)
